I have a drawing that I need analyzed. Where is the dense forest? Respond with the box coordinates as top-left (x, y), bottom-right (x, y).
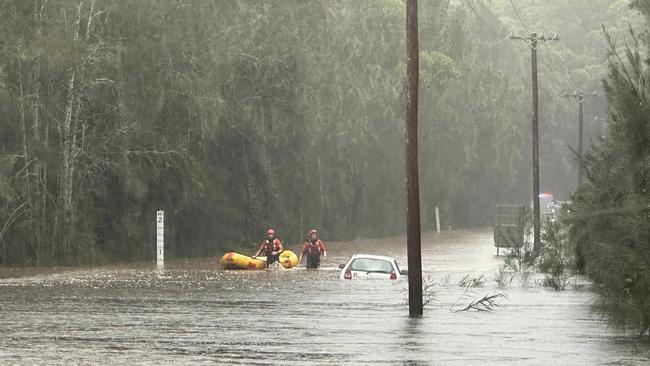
top-left (0, 0), bottom-right (640, 265)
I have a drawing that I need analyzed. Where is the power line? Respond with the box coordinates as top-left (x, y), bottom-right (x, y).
top-left (464, 1), bottom-right (562, 83)
top-left (510, 0), bottom-right (530, 35)
top-left (535, 45), bottom-right (567, 84)
top-left (526, 37), bottom-right (579, 89)
top-left (556, 41), bottom-right (580, 86)
top-left (462, 0), bottom-right (512, 46)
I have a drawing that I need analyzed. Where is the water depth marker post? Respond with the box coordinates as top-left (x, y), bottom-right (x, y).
top-left (435, 206), bottom-right (441, 234)
top-left (157, 210), bottom-right (164, 269)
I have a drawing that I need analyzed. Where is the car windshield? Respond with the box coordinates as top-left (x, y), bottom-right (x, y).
top-left (350, 258), bottom-right (393, 273)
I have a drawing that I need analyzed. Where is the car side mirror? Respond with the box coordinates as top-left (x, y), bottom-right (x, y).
top-left (400, 270), bottom-right (408, 275)
top-left (338, 264), bottom-right (345, 269)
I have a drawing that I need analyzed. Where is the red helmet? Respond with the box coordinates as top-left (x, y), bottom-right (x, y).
top-left (266, 228), bottom-right (275, 237)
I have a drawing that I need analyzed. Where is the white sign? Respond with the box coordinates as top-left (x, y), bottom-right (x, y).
top-left (157, 210), bottom-right (164, 269)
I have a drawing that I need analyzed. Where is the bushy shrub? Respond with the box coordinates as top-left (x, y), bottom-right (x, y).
top-left (539, 219), bottom-right (575, 290)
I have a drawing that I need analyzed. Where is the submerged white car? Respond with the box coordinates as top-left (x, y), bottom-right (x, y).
top-left (338, 254), bottom-right (407, 280)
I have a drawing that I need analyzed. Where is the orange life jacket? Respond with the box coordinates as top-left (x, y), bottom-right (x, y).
top-left (260, 238), bottom-right (283, 255)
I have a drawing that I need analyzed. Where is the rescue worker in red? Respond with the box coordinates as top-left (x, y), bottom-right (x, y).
top-left (299, 229), bottom-right (327, 269)
top-left (255, 228), bottom-right (283, 265)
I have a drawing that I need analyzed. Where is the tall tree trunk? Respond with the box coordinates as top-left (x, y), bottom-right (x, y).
top-left (57, 0), bottom-right (87, 260)
top-left (318, 156), bottom-right (324, 218)
top-left (59, 71), bottom-right (76, 258)
top-left (86, 0), bottom-right (95, 39)
top-left (31, 0), bottom-right (48, 263)
top-left (32, 58), bottom-right (44, 263)
top-left (42, 108), bottom-right (48, 247)
top-left (18, 55), bottom-right (38, 261)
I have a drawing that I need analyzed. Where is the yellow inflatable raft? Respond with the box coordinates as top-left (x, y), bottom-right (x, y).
top-left (279, 250), bottom-right (299, 269)
top-left (220, 252), bottom-right (266, 270)
top-left (220, 250), bottom-right (299, 270)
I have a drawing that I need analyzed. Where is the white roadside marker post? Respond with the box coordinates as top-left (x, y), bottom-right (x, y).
top-left (157, 210), bottom-right (164, 269)
top-left (435, 206), bottom-right (441, 234)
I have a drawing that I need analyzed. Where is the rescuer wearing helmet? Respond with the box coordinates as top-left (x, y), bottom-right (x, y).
top-left (255, 228), bottom-right (283, 266)
top-left (299, 229), bottom-right (327, 269)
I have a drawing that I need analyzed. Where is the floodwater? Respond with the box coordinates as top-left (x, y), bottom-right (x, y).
top-left (1, 230), bottom-right (649, 365)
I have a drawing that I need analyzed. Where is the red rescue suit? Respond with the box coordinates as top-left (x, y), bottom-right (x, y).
top-left (256, 238), bottom-right (283, 264)
top-left (300, 240), bottom-right (326, 269)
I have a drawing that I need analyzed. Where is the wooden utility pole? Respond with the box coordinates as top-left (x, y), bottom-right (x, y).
top-left (510, 32), bottom-right (558, 255)
top-left (530, 33), bottom-right (540, 254)
top-left (564, 90), bottom-right (596, 185)
top-left (406, 0), bottom-right (423, 317)
top-left (578, 91), bottom-right (583, 183)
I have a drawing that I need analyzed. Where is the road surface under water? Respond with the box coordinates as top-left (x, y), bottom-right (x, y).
top-left (1, 229), bottom-right (649, 365)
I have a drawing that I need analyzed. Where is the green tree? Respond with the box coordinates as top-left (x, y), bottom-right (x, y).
top-left (567, 10), bottom-right (650, 333)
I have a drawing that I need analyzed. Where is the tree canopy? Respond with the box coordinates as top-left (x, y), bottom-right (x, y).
top-left (0, 0), bottom-right (639, 266)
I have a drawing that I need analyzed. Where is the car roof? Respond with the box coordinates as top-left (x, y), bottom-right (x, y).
top-left (349, 254), bottom-right (397, 262)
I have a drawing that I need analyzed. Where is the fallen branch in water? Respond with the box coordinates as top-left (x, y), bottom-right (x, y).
top-left (453, 294), bottom-right (507, 312)
top-left (403, 275), bottom-right (436, 307)
top-left (422, 276), bottom-right (436, 306)
top-left (457, 273), bottom-right (485, 288)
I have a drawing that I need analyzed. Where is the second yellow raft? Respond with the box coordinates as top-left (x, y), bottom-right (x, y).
top-left (220, 250), bottom-right (299, 270)
top-left (279, 250), bottom-right (299, 269)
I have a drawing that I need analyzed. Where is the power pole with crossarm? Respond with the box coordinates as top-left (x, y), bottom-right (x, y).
top-left (563, 90), bottom-right (597, 185)
top-left (509, 32), bottom-right (558, 255)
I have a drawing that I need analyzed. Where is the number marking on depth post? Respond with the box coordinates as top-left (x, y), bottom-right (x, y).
top-left (157, 210), bottom-right (164, 269)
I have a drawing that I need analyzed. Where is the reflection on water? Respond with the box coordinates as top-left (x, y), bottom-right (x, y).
top-left (1, 230), bottom-right (648, 365)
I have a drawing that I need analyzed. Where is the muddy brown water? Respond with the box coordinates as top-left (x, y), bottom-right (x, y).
top-left (1, 230), bottom-right (648, 365)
